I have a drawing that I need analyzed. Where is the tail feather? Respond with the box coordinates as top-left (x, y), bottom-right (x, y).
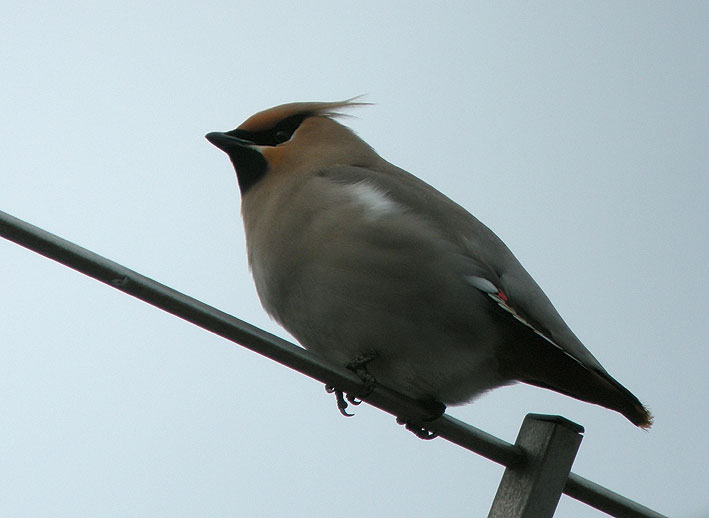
top-left (523, 370), bottom-right (653, 429)
top-left (502, 335), bottom-right (653, 428)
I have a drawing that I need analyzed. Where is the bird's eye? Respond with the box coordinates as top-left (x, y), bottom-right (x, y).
top-left (274, 130), bottom-right (291, 144)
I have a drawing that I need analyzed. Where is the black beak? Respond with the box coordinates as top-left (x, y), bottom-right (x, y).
top-left (205, 132), bottom-right (254, 153)
top-left (205, 131), bottom-right (267, 194)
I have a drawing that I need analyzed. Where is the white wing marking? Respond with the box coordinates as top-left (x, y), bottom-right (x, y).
top-left (467, 275), bottom-right (587, 368)
top-left (344, 181), bottom-right (401, 218)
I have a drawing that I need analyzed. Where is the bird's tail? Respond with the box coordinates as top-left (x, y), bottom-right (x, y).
top-left (505, 339), bottom-right (653, 429)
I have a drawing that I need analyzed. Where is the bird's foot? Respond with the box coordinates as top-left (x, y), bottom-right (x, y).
top-left (396, 400), bottom-right (446, 440)
top-left (325, 352), bottom-right (379, 417)
top-left (396, 418), bottom-right (438, 440)
top-left (325, 385), bottom-right (354, 417)
top-left (345, 353), bottom-right (378, 401)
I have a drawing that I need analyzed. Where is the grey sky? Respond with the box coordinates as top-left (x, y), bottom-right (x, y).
top-left (2, 2), bottom-right (707, 516)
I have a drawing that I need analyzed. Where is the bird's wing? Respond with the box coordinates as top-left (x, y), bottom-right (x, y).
top-left (316, 164), bottom-right (607, 373)
top-left (315, 164), bottom-right (652, 427)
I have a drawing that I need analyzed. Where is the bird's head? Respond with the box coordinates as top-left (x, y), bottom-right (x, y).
top-left (206, 98), bottom-right (378, 194)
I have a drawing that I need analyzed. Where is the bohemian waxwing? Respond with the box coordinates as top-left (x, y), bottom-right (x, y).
top-left (206, 99), bottom-right (653, 430)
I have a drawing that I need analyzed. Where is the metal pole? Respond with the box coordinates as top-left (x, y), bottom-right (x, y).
top-left (0, 210), bottom-right (668, 517)
top-left (488, 414), bottom-right (584, 518)
top-left (565, 474), bottom-right (668, 518)
top-left (0, 208), bottom-right (523, 466)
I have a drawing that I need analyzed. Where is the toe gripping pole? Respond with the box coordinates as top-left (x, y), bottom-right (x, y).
top-left (488, 414), bottom-right (583, 518)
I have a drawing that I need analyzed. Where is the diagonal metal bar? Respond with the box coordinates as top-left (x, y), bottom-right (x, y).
top-left (565, 474), bottom-right (667, 518)
top-left (0, 209), bottom-right (667, 517)
top-left (0, 209), bottom-right (521, 466)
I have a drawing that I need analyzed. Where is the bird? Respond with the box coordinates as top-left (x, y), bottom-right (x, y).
top-left (205, 98), bottom-right (653, 431)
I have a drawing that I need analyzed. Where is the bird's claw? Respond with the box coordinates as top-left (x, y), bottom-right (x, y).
top-left (346, 393), bottom-right (362, 406)
top-left (396, 416), bottom-right (439, 440)
top-left (395, 400), bottom-right (445, 440)
top-left (325, 385), bottom-right (355, 417)
top-left (325, 353), bottom-right (379, 417)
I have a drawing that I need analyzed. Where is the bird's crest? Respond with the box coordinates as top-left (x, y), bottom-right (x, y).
top-left (238, 97), bottom-right (369, 132)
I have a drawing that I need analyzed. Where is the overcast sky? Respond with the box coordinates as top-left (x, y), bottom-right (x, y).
top-left (2, 2), bottom-right (707, 517)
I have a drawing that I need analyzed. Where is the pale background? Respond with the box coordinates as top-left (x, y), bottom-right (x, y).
top-left (1, 2), bottom-right (707, 517)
